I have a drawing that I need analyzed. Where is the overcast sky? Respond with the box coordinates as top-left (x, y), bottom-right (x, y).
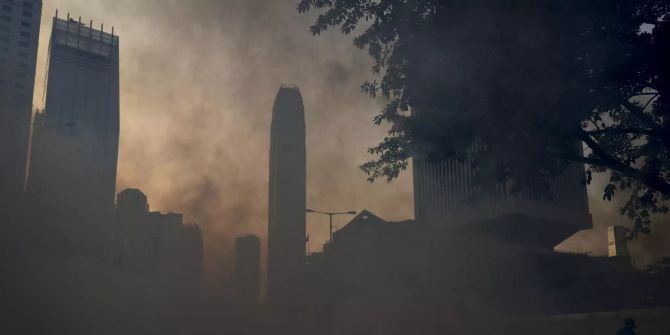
top-left (32, 0), bottom-right (668, 287)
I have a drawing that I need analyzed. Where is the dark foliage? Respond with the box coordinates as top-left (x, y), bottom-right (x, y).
top-left (298, 0), bottom-right (670, 236)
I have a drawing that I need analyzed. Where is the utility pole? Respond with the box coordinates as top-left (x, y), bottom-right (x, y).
top-left (305, 209), bottom-right (357, 244)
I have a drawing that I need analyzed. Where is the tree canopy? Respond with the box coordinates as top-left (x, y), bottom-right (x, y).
top-left (298, 0), bottom-right (670, 236)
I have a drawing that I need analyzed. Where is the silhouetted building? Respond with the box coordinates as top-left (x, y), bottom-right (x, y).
top-left (114, 188), bottom-right (153, 268)
top-left (235, 235), bottom-right (261, 305)
top-left (608, 225), bottom-right (629, 257)
top-left (0, 0), bottom-right (41, 213)
top-left (27, 14), bottom-right (119, 218)
top-left (413, 144), bottom-right (592, 249)
top-left (267, 85), bottom-right (306, 303)
top-left (113, 188), bottom-right (203, 287)
top-left (303, 209), bottom-right (653, 335)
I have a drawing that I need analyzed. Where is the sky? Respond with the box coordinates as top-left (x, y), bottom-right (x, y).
top-left (32, 0), bottom-right (668, 287)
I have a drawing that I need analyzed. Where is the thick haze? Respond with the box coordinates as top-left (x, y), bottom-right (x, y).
top-left (33, 0), bottom-right (414, 288)
top-left (32, 0), bottom-right (668, 287)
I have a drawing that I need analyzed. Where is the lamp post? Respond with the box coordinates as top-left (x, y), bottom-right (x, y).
top-left (305, 209), bottom-right (357, 244)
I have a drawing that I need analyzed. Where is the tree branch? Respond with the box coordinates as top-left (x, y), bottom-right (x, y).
top-left (579, 134), bottom-right (670, 196)
top-left (585, 127), bottom-right (656, 136)
top-left (621, 100), bottom-right (662, 129)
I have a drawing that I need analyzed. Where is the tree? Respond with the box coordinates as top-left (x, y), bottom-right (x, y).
top-left (298, 0), bottom-right (670, 237)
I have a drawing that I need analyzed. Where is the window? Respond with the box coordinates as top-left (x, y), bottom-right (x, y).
top-left (19, 31), bottom-right (29, 38)
top-left (18, 41), bottom-right (28, 47)
top-left (20, 20), bottom-right (29, 28)
top-left (18, 51), bottom-right (27, 58)
top-left (15, 82), bottom-right (24, 89)
top-left (0, 46), bottom-right (8, 53)
top-left (1, 4), bottom-right (11, 12)
top-left (1, 15), bottom-right (10, 21)
top-left (0, 36), bottom-right (8, 43)
top-left (21, 1), bottom-right (31, 9)
top-left (17, 61), bottom-right (26, 68)
top-left (0, 25), bottom-right (9, 32)
top-left (21, 10), bottom-right (30, 18)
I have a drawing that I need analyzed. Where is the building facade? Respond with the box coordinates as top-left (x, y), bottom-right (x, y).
top-left (0, 0), bottom-right (41, 213)
top-left (607, 225), bottom-right (629, 257)
top-left (27, 14), bottom-right (119, 217)
top-left (267, 85), bottom-right (306, 303)
top-left (413, 145), bottom-right (592, 248)
top-left (113, 188), bottom-right (204, 287)
top-left (235, 234), bottom-right (261, 305)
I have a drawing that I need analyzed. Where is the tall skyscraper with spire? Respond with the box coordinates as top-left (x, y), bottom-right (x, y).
top-left (27, 14), bottom-right (119, 218)
top-left (0, 0), bottom-right (42, 213)
top-left (267, 85), bottom-right (306, 303)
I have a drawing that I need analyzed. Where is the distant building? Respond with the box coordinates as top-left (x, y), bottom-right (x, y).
top-left (0, 0), bottom-right (41, 213)
top-left (302, 209), bottom-right (655, 335)
top-left (114, 188), bottom-right (153, 268)
top-left (113, 188), bottom-right (203, 287)
top-left (413, 144), bottom-right (592, 249)
top-left (607, 225), bottom-right (629, 257)
top-left (235, 235), bottom-right (261, 305)
top-left (27, 14), bottom-right (119, 218)
top-left (267, 85), bottom-right (306, 303)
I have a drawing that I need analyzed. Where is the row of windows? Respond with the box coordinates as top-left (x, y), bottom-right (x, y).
top-left (1, 1), bottom-right (34, 10)
top-left (1, 13), bottom-right (29, 21)
top-left (0, 56), bottom-right (29, 67)
top-left (0, 91), bottom-right (29, 102)
top-left (0, 79), bottom-right (28, 88)
top-left (0, 24), bottom-right (32, 38)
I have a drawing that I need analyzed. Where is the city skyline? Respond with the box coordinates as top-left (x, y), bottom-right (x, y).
top-left (23, 0), bottom-right (669, 286)
top-left (0, 1), bottom-right (668, 334)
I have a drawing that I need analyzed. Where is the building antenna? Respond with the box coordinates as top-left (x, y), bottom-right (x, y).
top-left (100, 23), bottom-right (104, 54)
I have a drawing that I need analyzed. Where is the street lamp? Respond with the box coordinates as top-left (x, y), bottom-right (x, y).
top-left (305, 208), bottom-right (357, 244)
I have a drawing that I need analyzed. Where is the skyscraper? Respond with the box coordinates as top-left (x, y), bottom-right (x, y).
top-left (413, 146), bottom-right (592, 249)
top-left (267, 85), bottom-right (306, 303)
top-left (0, 0), bottom-right (41, 213)
top-left (235, 235), bottom-right (261, 305)
top-left (27, 14), bottom-right (119, 217)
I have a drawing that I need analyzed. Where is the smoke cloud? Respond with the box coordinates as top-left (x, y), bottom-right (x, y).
top-left (33, 0), bottom-right (414, 289)
top-left (32, 0), bottom-right (668, 289)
